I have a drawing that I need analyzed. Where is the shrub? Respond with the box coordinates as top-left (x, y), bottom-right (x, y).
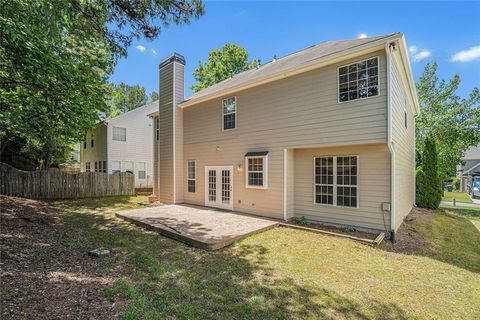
top-left (452, 177), bottom-right (460, 191)
top-left (297, 216), bottom-right (309, 226)
top-left (416, 135), bottom-right (442, 209)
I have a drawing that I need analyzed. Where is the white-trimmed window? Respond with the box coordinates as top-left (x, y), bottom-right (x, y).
top-left (155, 117), bottom-right (159, 140)
top-left (94, 161), bottom-right (98, 172)
top-left (85, 162), bottom-right (91, 172)
top-left (222, 97), bottom-right (236, 130)
top-left (112, 126), bottom-right (126, 141)
top-left (136, 162), bottom-right (146, 179)
top-left (338, 57), bottom-right (378, 103)
top-left (122, 161), bottom-right (133, 173)
top-left (102, 161), bottom-right (107, 173)
top-left (187, 160), bottom-right (196, 193)
top-left (314, 155), bottom-right (358, 208)
top-left (245, 152), bottom-right (268, 189)
top-left (111, 161), bottom-right (121, 173)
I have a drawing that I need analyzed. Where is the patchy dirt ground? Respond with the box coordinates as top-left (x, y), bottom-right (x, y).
top-left (0, 195), bottom-right (125, 319)
top-left (391, 207), bottom-right (433, 254)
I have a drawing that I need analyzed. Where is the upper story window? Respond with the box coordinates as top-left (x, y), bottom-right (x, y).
top-left (90, 134), bottom-right (94, 147)
top-left (83, 140), bottom-right (87, 149)
top-left (245, 152), bottom-right (268, 189)
top-left (113, 126), bottom-right (126, 141)
top-left (222, 97), bottom-right (236, 131)
top-left (338, 57), bottom-right (378, 103)
top-left (314, 155), bottom-right (358, 208)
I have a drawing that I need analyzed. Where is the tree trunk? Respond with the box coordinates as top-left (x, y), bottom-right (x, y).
top-left (44, 147), bottom-right (53, 170)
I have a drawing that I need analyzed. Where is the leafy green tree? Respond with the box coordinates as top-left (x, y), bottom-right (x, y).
top-left (0, 0), bottom-right (204, 168)
top-left (416, 134), bottom-right (442, 209)
top-left (150, 91), bottom-right (159, 102)
top-left (416, 62), bottom-right (480, 180)
top-left (107, 83), bottom-right (151, 117)
top-left (191, 43), bottom-right (258, 92)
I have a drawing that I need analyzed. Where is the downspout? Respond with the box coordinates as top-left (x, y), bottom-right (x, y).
top-left (385, 41), bottom-right (396, 241)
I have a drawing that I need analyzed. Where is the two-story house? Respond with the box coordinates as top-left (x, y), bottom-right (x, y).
top-left (457, 145), bottom-right (480, 196)
top-left (150, 33), bottom-right (419, 239)
top-left (80, 101), bottom-right (157, 187)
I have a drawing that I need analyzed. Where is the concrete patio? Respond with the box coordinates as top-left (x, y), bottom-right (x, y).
top-left (116, 205), bottom-right (279, 250)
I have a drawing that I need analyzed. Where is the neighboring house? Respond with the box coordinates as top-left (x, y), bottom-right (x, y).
top-left (457, 145), bottom-right (480, 196)
top-left (151, 33), bottom-right (419, 239)
top-left (80, 101), bottom-right (157, 187)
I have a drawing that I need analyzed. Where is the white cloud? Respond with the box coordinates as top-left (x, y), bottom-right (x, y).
top-left (357, 33), bottom-right (368, 39)
top-left (135, 45), bottom-right (146, 53)
top-left (151, 48), bottom-right (157, 55)
top-left (450, 45), bottom-right (480, 62)
top-left (408, 45), bottom-right (431, 62)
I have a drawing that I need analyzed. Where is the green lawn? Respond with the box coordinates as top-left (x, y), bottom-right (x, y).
top-left (51, 197), bottom-right (479, 319)
top-left (442, 191), bottom-right (472, 203)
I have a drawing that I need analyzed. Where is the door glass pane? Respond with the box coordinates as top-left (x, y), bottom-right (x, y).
top-left (208, 170), bottom-right (216, 201)
top-left (222, 170), bottom-right (230, 204)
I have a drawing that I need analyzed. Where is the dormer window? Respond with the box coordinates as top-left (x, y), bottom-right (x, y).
top-left (338, 57), bottom-right (378, 103)
top-left (222, 97), bottom-right (236, 131)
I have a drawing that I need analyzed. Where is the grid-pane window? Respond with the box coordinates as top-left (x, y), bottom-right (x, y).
top-left (222, 97), bottom-right (236, 130)
top-left (113, 126), bottom-right (126, 141)
top-left (187, 160), bottom-right (196, 192)
top-left (137, 162), bottom-right (146, 179)
top-left (314, 156), bottom-right (359, 208)
top-left (94, 161), bottom-right (98, 172)
top-left (85, 162), bottom-right (91, 172)
top-left (246, 156), bottom-right (268, 188)
top-left (122, 161), bottom-right (133, 173)
top-left (112, 161), bottom-right (120, 173)
top-left (339, 57), bottom-right (378, 102)
top-left (315, 157), bottom-right (334, 205)
top-left (102, 161), bottom-right (107, 173)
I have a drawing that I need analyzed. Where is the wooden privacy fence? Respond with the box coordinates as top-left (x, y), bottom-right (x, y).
top-left (0, 162), bottom-right (134, 199)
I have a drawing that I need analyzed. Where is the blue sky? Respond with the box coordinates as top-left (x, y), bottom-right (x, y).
top-left (110, 1), bottom-right (480, 98)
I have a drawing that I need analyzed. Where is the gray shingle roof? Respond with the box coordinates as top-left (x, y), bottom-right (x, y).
top-left (182, 33), bottom-right (400, 105)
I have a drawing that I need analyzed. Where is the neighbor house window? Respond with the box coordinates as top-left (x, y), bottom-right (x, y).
top-left (137, 162), bottom-right (146, 179)
top-left (155, 117), bottom-right (159, 141)
top-left (111, 161), bottom-right (120, 173)
top-left (122, 161), bottom-right (133, 173)
top-left (245, 152), bottom-right (268, 189)
top-left (83, 139), bottom-right (87, 149)
top-left (314, 156), bottom-right (358, 208)
top-left (113, 126), bottom-right (126, 141)
top-left (94, 161), bottom-right (98, 172)
top-left (102, 161), bottom-right (107, 173)
top-left (85, 162), bottom-right (91, 172)
top-left (222, 97), bottom-right (236, 130)
top-left (90, 134), bottom-right (94, 147)
top-left (338, 57), bottom-right (378, 102)
top-left (187, 160), bottom-right (196, 192)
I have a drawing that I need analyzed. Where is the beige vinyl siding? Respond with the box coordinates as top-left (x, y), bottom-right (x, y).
top-left (159, 63), bottom-right (174, 203)
top-left (391, 51), bottom-right (415, 230)
top-left (182, 50), bottom-right (388, 219)
top-left (286, 149), bottom-right (295, 219)
top-left (294, 144), bottom-right (391, 231)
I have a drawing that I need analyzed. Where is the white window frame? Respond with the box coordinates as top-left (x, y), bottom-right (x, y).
top-left (111, 161), bottom-right (121, 173)
top-left (337, 56), bottom-right (380, 104)
top-left (112, 126), bottom-right (127, 141)
top-left (245, 155), bottom-right (268, 189)
top-left (137, 162), bottom-right (146, 179)
top-left (222, 96), bottom-right (237, 131)
top-left (122, 161), bottom-right (134, 173)
top-left (187, 160), bottom-right (196, 193)
top-left (313, 155), bottom-right (359, 208)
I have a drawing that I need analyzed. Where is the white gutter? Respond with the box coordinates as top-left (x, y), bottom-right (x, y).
top-left (173, 62), bottom-right (176, 204)
top-left (385, 41), bottom-right (396, 235)
top-left (180, 33), bottom-right (403, 109)
top-left (283, 148), bottom-right (288, 221)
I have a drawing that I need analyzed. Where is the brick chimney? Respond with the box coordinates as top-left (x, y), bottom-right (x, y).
top-left (156, 53), bottom-right (185, 203)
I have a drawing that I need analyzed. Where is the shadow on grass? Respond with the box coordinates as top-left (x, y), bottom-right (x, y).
top-left (386, 207), bottom-right (480, 274)
top-left (53, 202), bottom-right (410, 319)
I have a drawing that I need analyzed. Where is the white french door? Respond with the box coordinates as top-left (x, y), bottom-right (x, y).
top-left (204, 166), bottom-right (233, 210)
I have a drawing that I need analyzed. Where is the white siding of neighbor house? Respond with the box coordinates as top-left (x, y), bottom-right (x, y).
top-left (80, 125), bottom-right (107, 172)
top-left (180, 50), bottom-right (389, 224)
top-left (390, 51), bottom-right (416, 230)
top-left (107, 101), bottom-right (157, 187)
